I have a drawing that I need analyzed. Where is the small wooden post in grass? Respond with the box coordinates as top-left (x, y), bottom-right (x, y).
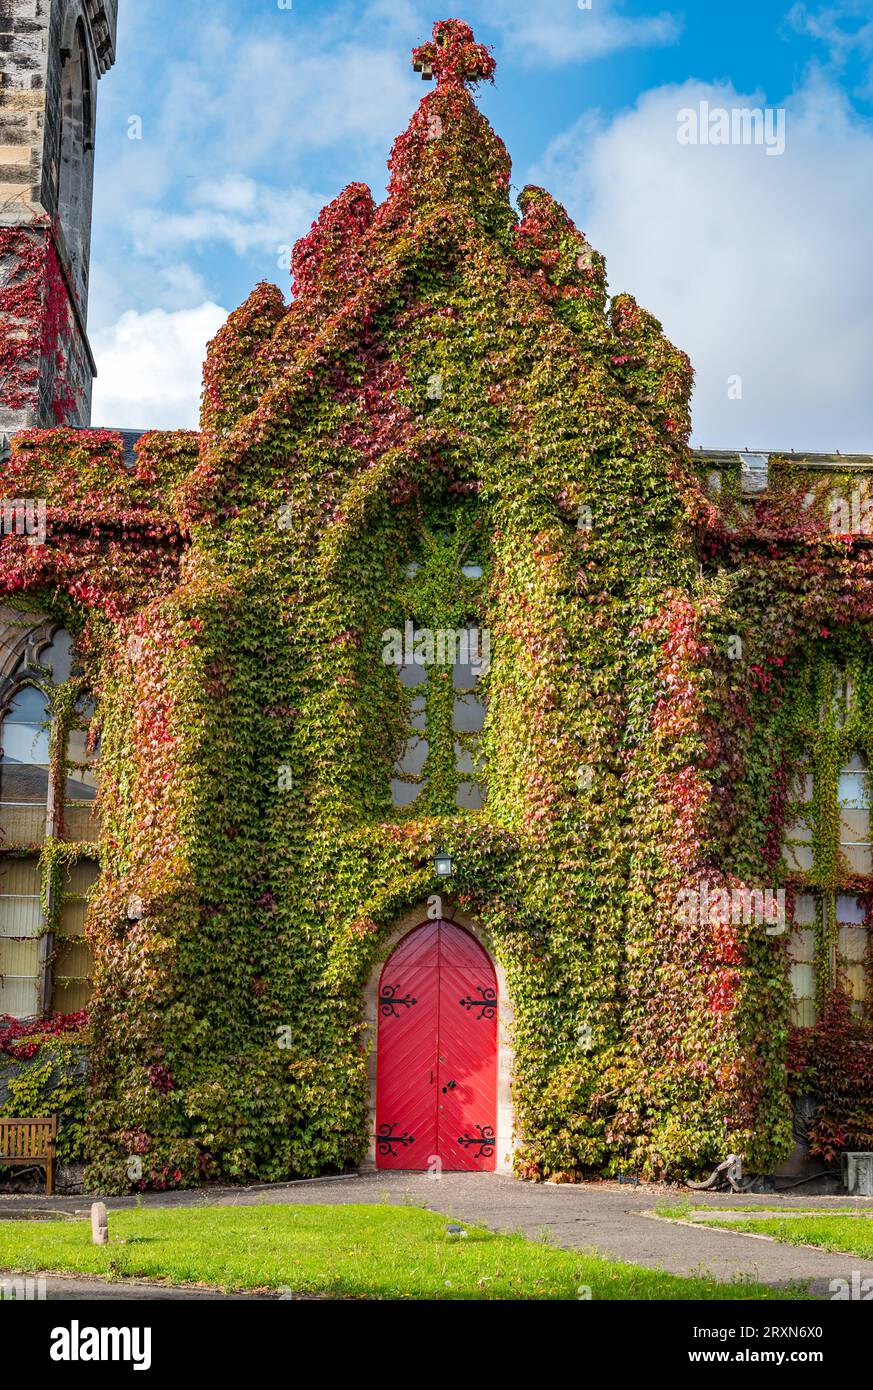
top-left (91, 1202), bottom-right (108, 1245)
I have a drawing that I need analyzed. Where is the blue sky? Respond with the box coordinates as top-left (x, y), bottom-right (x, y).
top-left (88, 0), bottom-right (873, 451)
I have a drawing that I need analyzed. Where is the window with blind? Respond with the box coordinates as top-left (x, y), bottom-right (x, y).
top-left (783, 666), bottom-right (871, 1025)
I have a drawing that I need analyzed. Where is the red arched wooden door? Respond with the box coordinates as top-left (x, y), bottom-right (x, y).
top-left (376, 920), bottom-right (498, 1171)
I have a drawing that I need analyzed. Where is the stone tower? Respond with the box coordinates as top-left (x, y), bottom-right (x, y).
top-left (0, 0), bottom-right (117, 434)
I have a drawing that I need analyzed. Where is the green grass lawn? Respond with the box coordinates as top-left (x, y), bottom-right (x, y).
top-left (677, 1213), bottom-right (873, 1261)
top-left (692, 1205), bottom-right (861, 1214)
top-left (0, 1202), bottom-right (805, 1300)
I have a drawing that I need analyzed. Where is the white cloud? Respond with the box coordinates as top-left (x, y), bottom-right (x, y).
top-left (156, 263), bottom-right (214, 308)
top-left (88, 4), bottom-right (420, 334)
top-left (90, 302), bottom-right (229, 430)
top-left (787, 2), bottom-right (873, 98)
top-left (529, 73), bottom-right (873, 451)
top-left (787, 2), bottom-right (873, 62)
top-left (86, 2), bottom-right (422, 432)
top-left (87, 248), bottom-right (218, 328)
top-left (138, 21), bottom-right (415, 175)
top-left (481, 0), bottom-right (681, 65)
top-left (127, 179), bottom-right (324, 260)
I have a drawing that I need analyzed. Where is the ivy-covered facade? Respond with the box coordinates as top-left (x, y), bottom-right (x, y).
top-left (0, 20), bottom-right (870, 1191)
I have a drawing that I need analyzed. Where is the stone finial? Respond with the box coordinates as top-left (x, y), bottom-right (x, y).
top-left (411, 20), bottom-right (496, 90)
top-left (91, 1201), bottom-right (108, 1245)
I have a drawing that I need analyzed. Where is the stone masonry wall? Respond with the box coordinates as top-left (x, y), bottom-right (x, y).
top-left (0, 0), bottom-right (115, 430)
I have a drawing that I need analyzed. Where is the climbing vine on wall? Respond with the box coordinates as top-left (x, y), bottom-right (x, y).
top-left (0, 20), bottom-right (867, 1193)
top-left (0, 218), bottom-right (84, 424)
top-left (0, 1013), bottom-right (88, 1164)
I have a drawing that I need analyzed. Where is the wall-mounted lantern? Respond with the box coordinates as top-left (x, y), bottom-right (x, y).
top-left (434, 851), bottom-right (454, 878)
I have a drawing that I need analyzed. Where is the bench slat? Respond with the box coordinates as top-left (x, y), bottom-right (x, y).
top-left (0, 1117), bottom-right (57, 1159)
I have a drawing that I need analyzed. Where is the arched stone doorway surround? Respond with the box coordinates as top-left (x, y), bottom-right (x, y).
top-left (362, 901), bottom-right (515, 1173)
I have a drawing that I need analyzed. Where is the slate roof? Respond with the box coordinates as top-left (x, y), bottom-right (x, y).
top-left (113, 429), bottom-right (147, 468)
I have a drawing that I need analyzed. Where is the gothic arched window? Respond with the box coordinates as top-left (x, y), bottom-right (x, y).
top-left (387, 535), bottom-right (488, 814)
top-left (0, 684), bottom-right (50, 1018)
top-left (56, 18), bottom-right (94, 281)
top-left (783, 682), bottom-right (871, 1025)
top-left (0, 683), bottom-right (51, 837)
top-left (0, 624), bottom-right (100, 1018)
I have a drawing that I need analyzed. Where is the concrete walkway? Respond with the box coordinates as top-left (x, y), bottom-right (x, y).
top-left (0, 1273), bottom-right (269, 1301)
top-left (2, 1172), bottom-right (872, 1298)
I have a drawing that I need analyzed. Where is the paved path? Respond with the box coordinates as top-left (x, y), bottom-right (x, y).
top-left (2, 1173), bottom-right (872, 1298)
top-left (0, 1273), bottom-right (268, 1301)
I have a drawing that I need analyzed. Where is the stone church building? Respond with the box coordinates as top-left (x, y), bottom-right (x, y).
top-left (0, 8), bottom-right (870, 1191)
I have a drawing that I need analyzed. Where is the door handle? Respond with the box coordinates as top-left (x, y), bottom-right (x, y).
top-left (441, 1079), bottom-right (456, 1093)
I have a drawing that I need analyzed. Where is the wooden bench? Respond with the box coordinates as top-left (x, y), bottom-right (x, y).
top-left (0, 1116), bottom-right (57, 1195)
